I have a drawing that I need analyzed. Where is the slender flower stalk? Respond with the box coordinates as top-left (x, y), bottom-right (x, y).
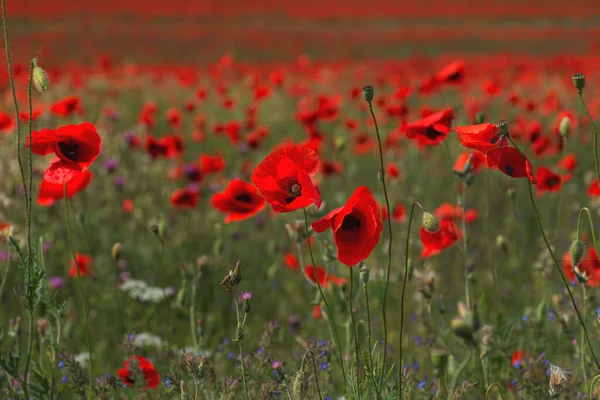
top-left (363, 86), bottom-right (393, 383)
top-left (300, 350), bottom-right (323, 400)
top-left (190, 271), bottom-right (199, 352)
top-left (0, 238), bottom-right (11, 298)
top-left (303, 207), bottom-right (347, 392)
top-left (460, 181), bottom-right (470, 309)
top-left (63, 184), bottom-right (94, 396)
top-left (574, 81), bottom-right (600, 184)
top-left (361, 267), bottom-right (381, 399)
top-left (348, 267), bottom-right (360, 385)
top-left (233, 289), bottom-right (249, 400)
top-left (555, 136), bottom-right (567, 246)
top-left (582, 284), bottom-right (588, 389)
top-left (508, 135), bottom-right (600, 371)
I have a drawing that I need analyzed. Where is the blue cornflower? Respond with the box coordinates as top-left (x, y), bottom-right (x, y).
top-left (412, 361), bottom-right (420, 371)
top-left (61, 376), bottom-right (67, 384)
top-left (58, 360), bottom-right (65, 370)
top-left (228, 352), bottom-right (233, 359)
top-left (418, 380), bottom-right (427, 390)
top-left (320, 362), bottom-right (329, 370)
top-left (164, 378), bottom-right (171, 388)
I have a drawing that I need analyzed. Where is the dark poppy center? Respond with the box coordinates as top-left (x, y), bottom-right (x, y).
top-left (58, 141), bottom-right (80, 161)
top-left (424, 126), bottom-right (442, 140)
top-left (546, 177), bottom-right (560, 187)
top-left (504, 166), bottom-right (514, 176)
top-left (446, 71), bottom-right (462, 82)
top-left (284, 181), bottom-right (302, 204)
top-left (234, 193), bottom-right (252, 203)
top-left (340, 214), bottom-right (361, 232)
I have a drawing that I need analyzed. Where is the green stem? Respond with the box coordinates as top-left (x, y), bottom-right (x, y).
top-left (399, 202), bottom-right (422, 397)
top-left (576, 207), bottom-right (599, 257)
top-left (577, 92), bottom-right (600, 184)
top-left (447, 348), bottom-right (473, 400)
top-left (555, 137), bottom-right (567, 246)
top-left (63, 184), bottom-right (94, 396)
top-left (363, 280), bottom-right (381, 399)
top-left (190, 272), bottom-right (199, 352)
top-left (485, 383), bottom-right (505, 400)
top-left (508, 136), bottom-right (600, 372)
top-left (301, 350), bottom-right (324, 400)
top-left (233, 289), bottom-right (249, 400)
top-left (582, 284), bottom-right (588, 389)
top-left (460, 181), bottom-right (470, 309)
top-left (303, 207), bottom-right (347, 392)
top-left (0, 238), bottom-right (11, 299)
top-left (367, 102), bottom-right (393, 383)
top-left (348, 267), bottom-right (360, 385)
top-left (590, 374), bottom-right (600, 399)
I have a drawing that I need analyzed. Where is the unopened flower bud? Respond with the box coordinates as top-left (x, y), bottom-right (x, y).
top-left (359, 264), bottom-right (369, 284)
top-left (572, 73), bottom-right (586, 93)
top-left (292, 370), bottom-right (308, 400)
top-left (334, 136), bottom-right (346, 151)
top-left (32, 62), bottom-right (50, 93)
top-left (475, 112), bottom-right (485, 124)
top-left (559, 116), bottom-right (571, 138)
top-left (496, 235), bottom-right (508, 253)
top-left (111, 242), bottom-right (123, 261)
top-left (570, 240), bottom-right (584, 267)
top-left (422, 212), bottom-right (440, 233)
top-left (362, 85), bottom-right (374, 103)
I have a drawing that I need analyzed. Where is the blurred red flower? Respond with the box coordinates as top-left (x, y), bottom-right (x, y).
top-left (50, 96), bottom-right (83, 117)
top-left (251, 145), bottom-right (321, 212)
top-left (170, 188), bottom-right (199, 209)
top-left (420, 219), bottom-right (461, 258)
top-left (312, 186), bottom-right (382, 266)
top-left (211, 179), bottom-right (266, 223)
top-left (404, 108), bottom-right (454, 147)
top-left (535, 167), bottom-right (562, 194)
top-left (200, 154), bottom-right (226, 175)
top-left (454, 123), bottom-right (505, 153)
top-left (118, 355), bottom-right (159, 389)
top-left (69, 253), bottom-right (92, 277)
top-left (304, 266), bottom-right (347, 287)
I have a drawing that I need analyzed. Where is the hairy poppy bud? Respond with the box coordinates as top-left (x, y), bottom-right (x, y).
top-left (360, 264), bottom-right (369, 284)
top-left (362, 85), bottom-right (374, 103)
top-left (559, 116), bottom-right (571, 138)
top-left (32, 61), bottom-right (50, 93)
top-left (292, 370), bottom-right (308, 400)
top-left (422, 212), bottom-right (440, 233)
top-left (475, 112), bottom-right (485, 124)
top-left (334, 136), bottom-right (346, 151)
top-left (111, 242), bottom-right (123, 261)
top-left (570, 240), bottom-right (584, 267)
top-left (572, 73), bottom-right (586, 93)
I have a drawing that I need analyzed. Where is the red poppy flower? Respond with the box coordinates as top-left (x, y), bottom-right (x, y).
top-left (562, 247), bottom-right (600, 287)
top-left (165, 107), bottom-right (181, 128)
top-left (312, 186), bottom-right (382, 266)
top-left (387, 162), bottom-right (401, 179)
top-left (50, 96), bottom-right (83, 117)
top-left (558, 154), bottom-right (577, 172)
top-left (118, 356), bottom-right (159, 389)
top-left (211, 179), bottom-right (266, 223)
top-left (251, 145), bottom-right (321, 213)
top-left (19, 106), bottom-right (43, 122)
top-left (200, 154), bottom-right (225, 175)
top-left (435, 60), bottom-right (465, 85)
top-left (283, 253), bottom-right (299, 270)
top-left (38, 171), bottom-right (93, 206)
top-left (512, 349), bottom-right (524, 368)
top-left (589, 180), bottom-right (600, 197)
top-left (454, 123), bottom-right (506, 153)
top-left (123, 198), bottom-right (134, 214)
top-left (535, 167), bottom-right (562, 194)
top-left (0, 111), bottom-right (14, 133)
top-left (434, 203), bottom-right (478, 224)
top-left (485, 147), bottom-right (536, 183)
top-left (170, 188), bottom-right (199, 209)
top-left (404, 108), bottom-right (454, 147)
top-left (420, 219), bottom-right (461, 258)
top-left (28, 123), bottom-right (102, 184)
top-left (453, 151), bottom-right (486, 173)
top-left (69, 253), bottom-right (92, 277)
top-left (145, 135), bottom-right (183, 159)
top-left (304, 266), bottom-right (347, 287)
top-left (391, 202), bottom-right (406, 222)
top-left (313, 304), bottom-right (323, 320)
top-left (321, 160), bottom-right (343, 176)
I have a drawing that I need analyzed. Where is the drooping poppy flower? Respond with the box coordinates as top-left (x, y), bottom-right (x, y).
top-left (211, 179), bottom-right (266, 223)
top-left (200, 154), bottom-right (225, 175)
top-left (434, 60), bottom-right (465, 85)
top-left (0, 111), bottom-right (15, 133)
top-left (312, 186), bottom-right (382, 266)
top-left (251, 145), bottom-right (321, 213)
top-left (118, 355), bottom-right (159, 389)
top-left (454, 123), bottom-right (506, 153)
top-left (420, 219), bottom-right (461, 258)
top-left (283, 253), bottom-right (299, 270)
top-left (453, 151), bottom-right (486, 173)
top-left (69, 253), bottom-right (92, 277)
top-left (485, 147), bottom-right (536, 183)
top-left (28, 123), bottom-right (102, 184)
top-left (588, 180), bottom-right (600, 197)
top-left (403, 108), bottom-right (454, 147)
top-left (50, 96), bottom-right (83, 117)
top-left (170, 188), bottom-right (199, 209)
top-left (304, 266), bottom-right (347, 287)
top-left (535, 167), bottom-right (562, 194)
top-left (38, 171), bottom-right (93, 206)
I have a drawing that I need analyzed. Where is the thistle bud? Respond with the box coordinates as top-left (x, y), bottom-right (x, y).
top-left (292, 370), bottom-right (308, 400)
top-left (111, 242), bottom-right (123, 261)
top-left (569, 240), bottom-right (584, 267)
top-left (235, 325), bottom-right (245, 342)
top-left (359, 264), bottom-right (369, 284)
top-left (572, 73), bottom-right (586, 93)
top-left (32, 61), bottom-right (50, 93)
top-left (475, 112), bottom-right (485, 124)
top-left (362, 85), bottom-right (374, 103)
top-left (496, 235), bottom-right (508, 253)
top-left (559, 116), bottom-right (571, 138)
top-left (422, 212), bottom-right (440, 233)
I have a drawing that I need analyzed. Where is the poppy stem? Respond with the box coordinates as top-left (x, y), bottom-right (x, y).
top-left (484, 170), bottom-right (497, 295)
top-left (577, 92), bottom-right (600, 185)
top-left (303, 207), bottom-right (347, 393)
top-left (582, 284), bottom-right (589, 389)
top-left (362, 277), bottom-right (381, 399)
top-left (576, 207), bottom-right (599, 257)
top-left (508, 135), bottom-right (600, 372)
top-left (485, 383), bottom-right (505, 400)
top-left (348, 267), bottom-right (361, 386)
top-left (63, 183), bottom-right (94, 396)
top-left (366, 101), bottom-right (393, 386)
top-left (555, 137), bottom-right (567, 246)
top-left (447, 347), bottom-right (472, 400)
top-left (399, 202), bottom-right (420, 398)
top-left (0, 238), bottom-right (11, 299)
top-left (460, 181), bottom-right (470, 310)
top-left (190, 270), bottom-right (199, 352)
top-left (301, 350), bottom-right (323, 400)
top-left (232, 288), bottom-right (250, 400)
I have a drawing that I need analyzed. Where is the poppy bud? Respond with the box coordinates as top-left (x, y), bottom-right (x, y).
top-left (475, 112), bottom-right (485, 124)
top-left (334, 136), bottom-right (346, 151)
top-left (496, 235), bottom-right (508, 253)
top-left (572, 73), bottom-right (586, 93)
top-left (360, 264), bottom-right (369, 284)
top-left (507, 188), bottom-right (516, 200)
top-left (570, 240), bottom-right (584, 267)
top-left (559, 116), bottom-right (571, 138)
top-left (422, 212), bottom-right (440, 233)
top-left (32, 61), bottom-right (50, 93)
top-left (362, 85), bottom-right (375, 103)
top-left (111, 242), bottom-right (123, 261)
top-left (430, 348), bottom-right (449, 374)
top-left (76, 213), bottom-right (85, 223)
top-left (292, 370), bottom-right (308, 400)
top-left (496, 119), bottom-right (509, 136)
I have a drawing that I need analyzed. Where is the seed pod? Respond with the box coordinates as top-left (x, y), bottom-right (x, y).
top-left (559, 116), bottom-right (571, 138)
top-left (572, 73), bottom-right (586, 93)
top-left (362, 85), bottom-right (375, 103)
